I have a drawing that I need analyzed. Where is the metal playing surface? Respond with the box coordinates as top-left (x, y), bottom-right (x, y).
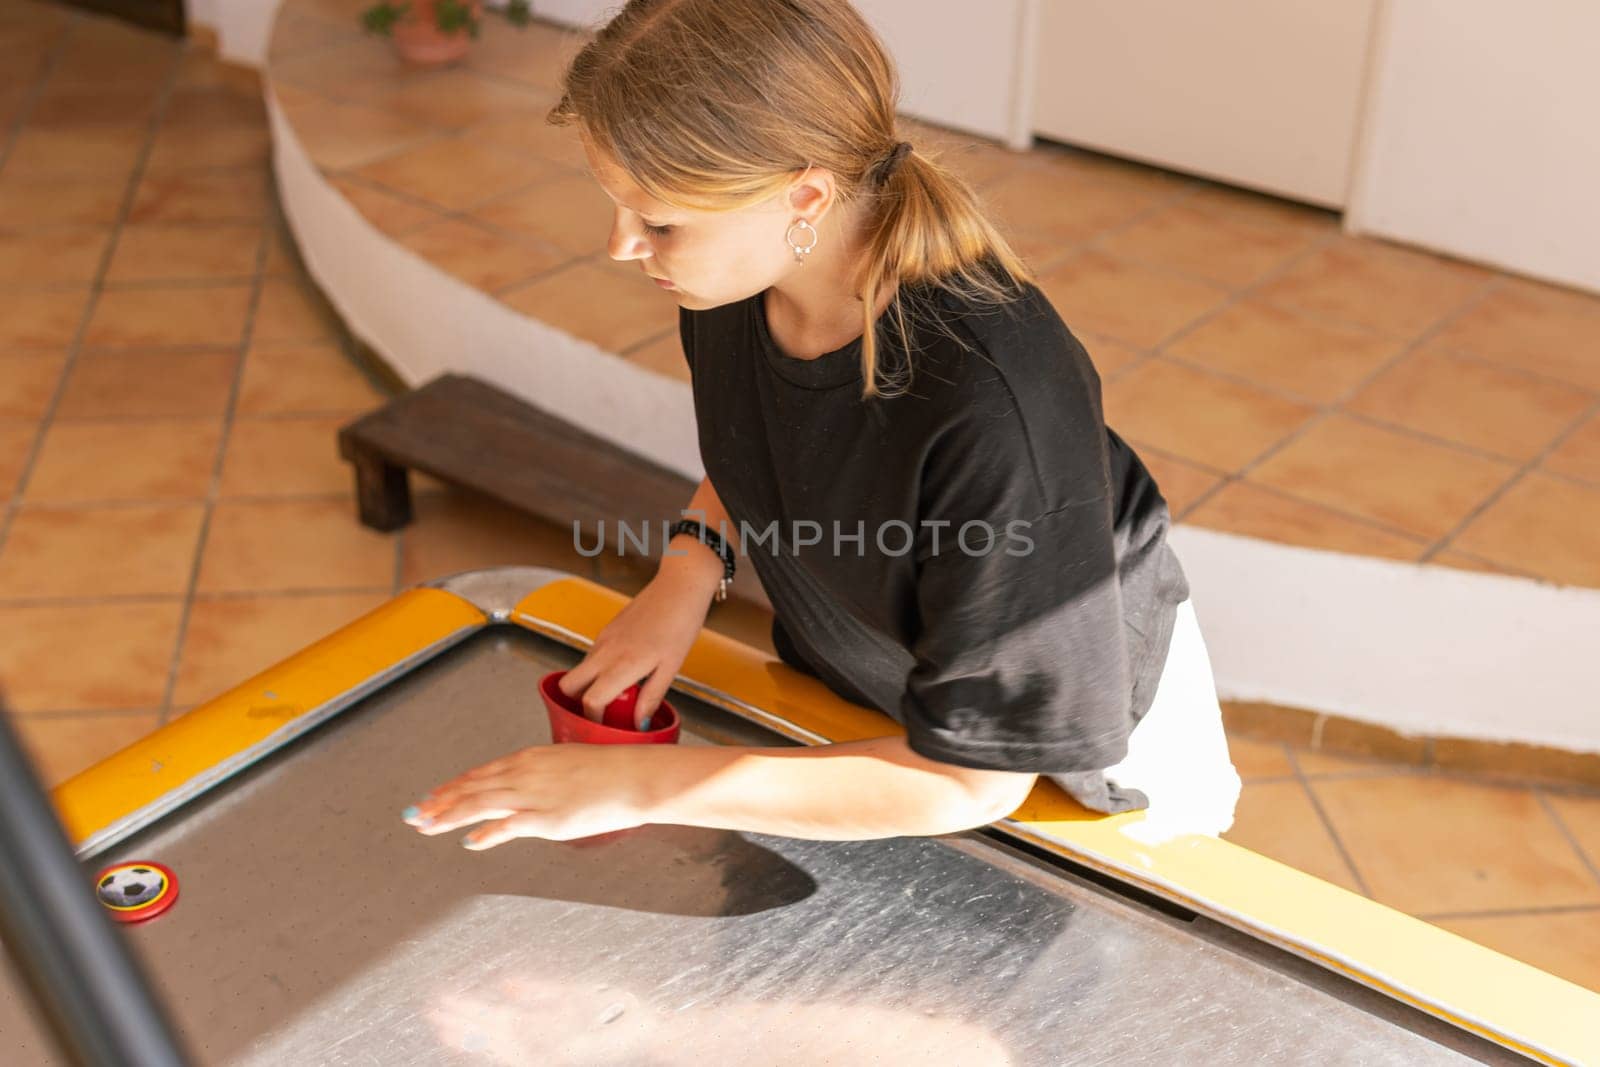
top-left (0, 625), bottom-right (1526, 1065)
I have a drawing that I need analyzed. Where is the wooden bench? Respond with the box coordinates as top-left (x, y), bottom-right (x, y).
top-left (338, 372), bottom-right (724, 584)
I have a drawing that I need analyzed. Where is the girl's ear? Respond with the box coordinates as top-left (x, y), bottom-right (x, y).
top-left (786, 165), bottom-right (837, 223)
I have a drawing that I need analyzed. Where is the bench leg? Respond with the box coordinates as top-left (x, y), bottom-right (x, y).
top-left (350, 449), bottom-right (412, 531)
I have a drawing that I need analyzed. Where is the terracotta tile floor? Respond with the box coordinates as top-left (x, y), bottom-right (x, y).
top-left (0, 2), bottom-right (1597, 996)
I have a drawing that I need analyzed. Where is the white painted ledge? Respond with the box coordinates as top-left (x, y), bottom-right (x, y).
top-left (1175, 526), bottom-right (1600, 755)
top-left (185, 0), bottom-right (282, 68)
top-left (266, 87), bottom-right (706, 483)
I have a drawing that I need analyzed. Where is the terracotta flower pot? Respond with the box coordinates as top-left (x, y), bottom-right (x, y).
top-left (391, 0), bottom-right (483, 67)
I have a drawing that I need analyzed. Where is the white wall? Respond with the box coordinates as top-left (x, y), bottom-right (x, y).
top-left (1031, 0), bottom-right (1380, 208)
top-left (531, 0), bottom-right (1035, 147)
top-left (184, 0), bottom-right (282, 66)
top-left (855, 0), bottom-right (1036, 147)
top-left (1346, 0), bottom-right (1600, 293)
top-left (515, 0), bottom-right (617, 27)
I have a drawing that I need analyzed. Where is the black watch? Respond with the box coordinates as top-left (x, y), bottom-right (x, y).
top-left (668, 518), bottom-right (735, 602)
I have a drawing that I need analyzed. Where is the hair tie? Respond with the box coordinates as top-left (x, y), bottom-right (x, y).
top-left (873, 140), bottom-right (914, 187)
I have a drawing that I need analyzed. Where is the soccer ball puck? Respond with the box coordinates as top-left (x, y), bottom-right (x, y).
top-left (94, 861), bottom-right (179, 923)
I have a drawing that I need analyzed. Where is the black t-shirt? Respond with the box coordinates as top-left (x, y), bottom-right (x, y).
top-left (678, 275), bottom-right (1190, 776)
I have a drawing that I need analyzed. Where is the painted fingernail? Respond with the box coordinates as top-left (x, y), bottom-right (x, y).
top-left (401, 805), bottom-right (420, 821)
top-left (461, 835), bottom-right (478, 849)
top-left (640, 714), bottom-right (653, 731)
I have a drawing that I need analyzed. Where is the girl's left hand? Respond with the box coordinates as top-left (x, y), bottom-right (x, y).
top-left (402, 745), bottom-right (652, 849)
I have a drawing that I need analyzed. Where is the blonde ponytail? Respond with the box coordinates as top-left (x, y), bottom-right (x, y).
top-left (853, 141), bottom-right (1036, 397)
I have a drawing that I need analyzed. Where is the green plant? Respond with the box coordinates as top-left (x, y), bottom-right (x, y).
top-left (360, 0), bottom-right (532, 38)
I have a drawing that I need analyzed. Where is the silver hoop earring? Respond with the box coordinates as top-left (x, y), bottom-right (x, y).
top-left (785, 218), bottom-right (819, 262)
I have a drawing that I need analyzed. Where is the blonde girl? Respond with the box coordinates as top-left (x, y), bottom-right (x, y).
top-left (406, 0), bottom-right (1240, 850)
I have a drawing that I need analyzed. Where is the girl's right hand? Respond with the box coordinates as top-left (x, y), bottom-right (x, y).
top-left (557, 565), bottom-right (716, 728)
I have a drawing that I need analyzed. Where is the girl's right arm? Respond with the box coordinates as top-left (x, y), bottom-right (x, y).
top-left (558, 477), bottom-right (736, 723)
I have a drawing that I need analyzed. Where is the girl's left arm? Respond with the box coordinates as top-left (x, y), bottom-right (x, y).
top-left (406, 738), bottom-right (1037, 847)
top-left (638, 736), bottom-right (1037, 840)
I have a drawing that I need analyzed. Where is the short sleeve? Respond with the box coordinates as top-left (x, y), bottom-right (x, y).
top-left (898, 374), bottom-right (1134, 775)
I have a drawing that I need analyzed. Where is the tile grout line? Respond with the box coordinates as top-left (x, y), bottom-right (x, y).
top-left (0, 14), bottom-right (69, 171)
top-left (330, 166), bottom-right (581, 255)
top-left (259, 21), bottom-right (373, 68)
top-left (1115, 438), bottom-right (1230, 478)
top-left (1246, 763), bottom-right (1600, 798)
top-left (1100, 350), bottom-right (1161, 386)
top-left (10, 411), bottom-right (372, 427)
top-left (0, 595), bottom-right (185, 610)
top-left (1129, 432), bottom-right (1578, 580)
top-left (1177, 475), bottom-right (1433, 550)
top-left (989, 183), bottom-right (1323, 388)
top-left (60, 161), bottom-right (279, 180)
top-left (297, 117), bottom-right (554, 209)
top-left (270, 40), bottom-right (566, 126)
top-left (0, 586), bottom-right (396, 611)
top-left (1326, 406), bottom-right (1584, 474)
top-left (1284, 747), bottom-right (1376, 899)
top-left (1056, 230), bottom-right (1339, 356)
top-left (1092, 239), bottom-right (1325, 296)
top-left (1143, 346), bottom-right (1595, 479)
top-left (1171, 274), bottom-right (1511, 526)
top-left (244, 98), bottom-right (581, 275)
top-left (324, 118), bottom-right (1209, 300)
top-left (1059, 217), bottom-right (1334, 298)
top-left (1415, 391), bottom-right (1600, 564)
top-left (1081, 233), bottom-right (1599, 563)
top-left (1388, 334), bottom-right (1600, 396)
top-left (280, 21), bottom-right (867, 251)
top-left (0, 15), bottom-right (184, 566)
top-left (10, 707), bottom-right (166, 721)
top-left (12, 337), bottom-right (343, 352)
top-left (13, 272), bottom-right (274, 293)
top-left (0, 15), bottom-right (76, 556)
top-left (154, 55), bottom-right (281, 727)
top-left (11, 491), bottom-right (368, 511)
top-left (1124, 228), bottom-right (1357, 521)
top-left (992, 180), bottom-right (1231, 285)
top-left (1153, 231), bottom-right (1352, 360)
top-left (616, 325), bottom-right (679, 358)
top-left (1138, 229), bottom-right (1505, 362)
top-left (1415, 903), bottom-right (1600, 923)
top-left (1533, 788), bottom-right (1600, 890)
top-left (1409, 337), bottom-right (1600, 397)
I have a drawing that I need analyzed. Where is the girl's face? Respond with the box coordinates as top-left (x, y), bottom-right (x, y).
top-left (582, 134), bottom-right (826, 311)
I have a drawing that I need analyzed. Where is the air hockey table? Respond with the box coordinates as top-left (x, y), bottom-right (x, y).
top-left (1, 566), bottom-right (1596, 1065)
